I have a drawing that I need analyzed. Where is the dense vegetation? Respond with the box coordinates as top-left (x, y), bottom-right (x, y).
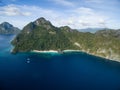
top-left (12, 17), bottom-right (120, 60)
top-left (0, 22), bottom-right (20, 34)
top-left (12, 18), bottom-right (76, 53)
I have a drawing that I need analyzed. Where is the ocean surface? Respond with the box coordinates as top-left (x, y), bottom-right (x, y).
top-left (0, 34), bottom-right (120, 90)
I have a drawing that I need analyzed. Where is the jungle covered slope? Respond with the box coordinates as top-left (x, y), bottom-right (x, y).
top-left (12, 17), bottom-right (120, 61)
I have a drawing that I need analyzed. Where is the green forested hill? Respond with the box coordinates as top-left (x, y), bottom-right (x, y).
top-left (11, 17), bottom-right (120, 61)
top-left (11, 18), bottom-right (75, 53)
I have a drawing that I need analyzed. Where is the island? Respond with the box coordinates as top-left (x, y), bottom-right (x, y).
top-left (11, 17), bottom-right (120, 62)
top-left (0, 22), bottom-right (20, 34)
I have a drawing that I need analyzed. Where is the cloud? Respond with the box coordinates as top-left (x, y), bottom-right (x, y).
top-left (0, 4), bottom-right (31, 16)
top-left (71, 7), bottom-right (94, 15)
top-left (0, 4), bottom-right (60, 28)
top-left (99, 19), bottom-right (105, 25)
top-left (64, 7), bottom-right (108, 28)
top-left (0, 4), bottom-right (109, 29)
top-left (50, 0), bottom-right (75, 7)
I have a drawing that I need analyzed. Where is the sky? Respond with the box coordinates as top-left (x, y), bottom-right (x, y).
top-left (0, 0), bottom-right (120, 29)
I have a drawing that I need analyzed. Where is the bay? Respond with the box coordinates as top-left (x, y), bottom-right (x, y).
top-left (0, 35), bottom-right (120, 90)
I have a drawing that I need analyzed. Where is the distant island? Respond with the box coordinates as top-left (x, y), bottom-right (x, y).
top-left (11, 17), bottom-right (120, 61)
top-left (0, 22), bottom-right (20, 34)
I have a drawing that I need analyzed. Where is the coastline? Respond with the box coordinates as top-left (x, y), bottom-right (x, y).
top-left (31, 49), bottom-right (120, 63)
top-left (31, 49), bottom-right (82, 53)
top-left (89, 53), bottom-right (120, 63)
top-left (32, 50), bottom-right (58, 53)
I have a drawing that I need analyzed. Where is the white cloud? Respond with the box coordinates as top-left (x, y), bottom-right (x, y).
top-left (0, 4), bottom-right (61, 29)
top-left (0, 4), bottom-right (31, 16)
top-left (63, 7), bottom-right (108, 28)
top-left (50, 0), bottom-right (75, 7)
top-left (0, 4), bottom-right (109, 29)
top-left (71, 7), bottom-right (94, 15)
top-left (99, 19), bottom-right (106, 25)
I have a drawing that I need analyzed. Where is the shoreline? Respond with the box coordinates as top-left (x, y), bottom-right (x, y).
top-left (31, 50), bottom-right (83, 53)
top-left (31, 49), bottom-right (120, 63)
top-left (87, 52), bottom-right (120, 63)
top-left (32, 50), bottom-right (58, 53)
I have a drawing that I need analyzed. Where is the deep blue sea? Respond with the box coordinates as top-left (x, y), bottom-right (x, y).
top-left (0, 34), bottom-right (120, 90)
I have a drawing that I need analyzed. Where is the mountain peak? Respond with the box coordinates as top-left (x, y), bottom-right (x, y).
top-left (37, 17), bottom-right (46, 21)
top-left (60, 26), bottom-right (75, 32)
top-left (0, 22), bottom-right (13, 29)
top-left (34, 17), bottom-right (51, 26)
top-left (2, 22), bottom-right (10, 25)
top-left (0, 22), bottom-right (20, 34)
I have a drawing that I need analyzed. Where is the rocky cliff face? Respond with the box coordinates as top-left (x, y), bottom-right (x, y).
top-left (0, 22), bottom-right (20, 34)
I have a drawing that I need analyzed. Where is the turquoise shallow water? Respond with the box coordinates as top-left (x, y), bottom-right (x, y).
top-left (0, 35), bottom-right (120, 90)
